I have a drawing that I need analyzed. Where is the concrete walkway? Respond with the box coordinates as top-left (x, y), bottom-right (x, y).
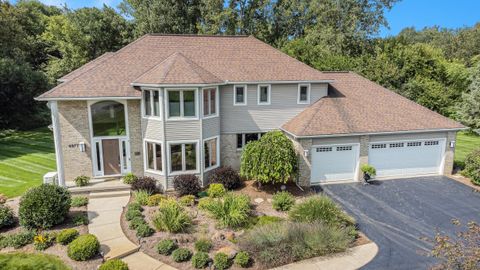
top-left (88, 190), bottom-right (174, 269)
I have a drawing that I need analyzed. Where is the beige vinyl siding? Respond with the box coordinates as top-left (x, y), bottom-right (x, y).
top-left (164, 120), bottom-right (201, 140)
top-left (220, 83), bottom-right (328, 133)
top-left (203, 116), bottom-right (220, 139)
top-left (142, 118), bottom-right (164, 141)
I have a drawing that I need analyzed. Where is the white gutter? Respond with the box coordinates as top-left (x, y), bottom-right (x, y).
top-left (131, 80), bottom-right (334, 88)
top-left (35, 96), bottom-right (141, 101)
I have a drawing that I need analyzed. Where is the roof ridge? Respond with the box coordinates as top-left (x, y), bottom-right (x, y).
top-left (177, 53), bottom-right (223, 82)
top-left (146, 33), bottom-right (249, 38)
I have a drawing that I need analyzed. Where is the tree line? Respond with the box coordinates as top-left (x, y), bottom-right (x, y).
top-left (0, 0), bottom-right (478, 133)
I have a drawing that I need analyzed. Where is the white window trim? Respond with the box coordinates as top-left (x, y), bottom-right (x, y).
top-left (202, 86), bottom-right (219, 119)
top-left (143, 139), bottom-right (164, 175)
top-left (233, 85), bottom-right (247, 106)
top-left (167, 140), bottom-right (200, 175)
top-left (141, 88), bottom-right (162, 120)
top-left (165, 88), bottom-right (199, 121)
top-left (236, 132), bottom-right (264, 151)
top-left (257, 84), bottom-right (271, 105)
top-left (203, 135), bottom-right (220, 172)
top-left (297, 83), bottom-right (311, 104)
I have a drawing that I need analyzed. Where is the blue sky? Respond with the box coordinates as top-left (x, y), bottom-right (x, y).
top-left (16, 0), bottom-right (480, 37)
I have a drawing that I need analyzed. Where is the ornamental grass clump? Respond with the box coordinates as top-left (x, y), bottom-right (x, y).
top-left (272, 191), bottom-right (295, 211)
top-left (201, 193), bottom-right (251, 228)
top-left (288, 196), bottom-right (355, 227)
top-left (153, 199), bottom-right (192, 233)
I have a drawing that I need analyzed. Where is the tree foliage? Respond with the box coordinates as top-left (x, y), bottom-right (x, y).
top-left (457, 64), bottom-right (480, 133)
top-left (240, 131), bottom-right (297, 184)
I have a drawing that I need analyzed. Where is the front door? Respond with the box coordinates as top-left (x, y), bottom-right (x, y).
top-left (102, 139), bottom-right (121, 175)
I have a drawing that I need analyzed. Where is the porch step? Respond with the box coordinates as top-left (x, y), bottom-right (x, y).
top-left (68, 181), bottom-right (131, 194)
top-left (90, 190), bottom-right (131, 199)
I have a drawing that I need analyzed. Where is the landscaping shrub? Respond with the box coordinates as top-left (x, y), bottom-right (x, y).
top-left (5, 230), bottom-right (35, 249)
top-left (191, 252), bottom-right (210, 269)
top-left (126, 208), bottom-right (143, 221)
top-left (123, 172), bottom-right (138, 185)
top-left (56, 228), bottom-right (79, 245)
top-left (156, 239), bottom-right (178, 255)
top-left (172, 248), bottom-right (192, 262)
top-left (238, 221), bottom-right (355, 267)
top-left (72, 213), bottom-right (89, 225)
top-left (127, 202), bottom-right (143, 212)
top-left (74, 175), bottom-right (90, 187)
top-left (0, 253), bottom-right (70, 270)
top-left (462, 148), bottom-right (480, 185)
top-left (208, 183), bottom-right (226, 198)
top-left (129, 217), bottom-right (147, 230)
top-left (234, 251), bottom-right (250, 268)
top-left (209, 166), bottom-right (242, 190)
top-left (67, 234), bottom-right (100, 261)
top-left (34, 232), bottom-right (55, 251)
top-left (213, 252), bottom-right (230, 270)
top-left (194, 239), bottom-right (212, 252)
top-left (71, 196), bottom-right (88, 207)
top-left (201, 193), bottom-right (251, 228)
top-left (131, 176), bottom-right (158, 194)
top-left (147, 194), bottom-right (166, 206)
top-left (153, 199), bottom-right (192, 233)
top-left (134, 190), bottom-right (151, 205)
top-left (360, 164), bottom-right (376, 177)
top-left (19, 184), bottom-right (71, 229)
top-left (136, 223), bottom-right (154, 238)
top-left (198, 197), bottom-right (213, 210)
top-left (288, 196), bottom-right (355, 227)
top-left (179, 195), bottom-right (195, 206)
top-left (99, 259), bottom-right (129, 270)
top-left (0, 204), bottom-right (15, 229)
top-left (272, 191), bottom-right (295, 211)
top-left (173, 174), bottom-right (201, 196)
top-left (240, 131), bottom-right (297, 184)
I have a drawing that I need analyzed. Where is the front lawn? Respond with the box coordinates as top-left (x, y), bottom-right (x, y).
top-left (455, 131), bottom-right (480, 163)
top-left (0, 252), bottom-right (70, 270)
top-left (0, 128), bottom-right (56, 198)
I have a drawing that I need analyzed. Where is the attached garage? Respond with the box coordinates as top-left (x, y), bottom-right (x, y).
top-left (369, 139), bottom-right (446, 178)
top-left (310, 144), bottom-right (359, 183)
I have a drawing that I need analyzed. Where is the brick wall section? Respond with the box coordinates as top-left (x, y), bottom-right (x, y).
top-left (58, 101), bottom-right (92, 181)
top-left (220, 134), bottom-right (241, 170)
top-left (127, 100), bottom-right (144, 177)
top-left (443, 131), bottom-right (457, 175)
top-left (358, 135), bottom-right (370, 180)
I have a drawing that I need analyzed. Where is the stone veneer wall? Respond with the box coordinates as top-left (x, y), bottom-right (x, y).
top-left (220, 134), bottom-right (242, 170)
top-left (357, 135), bottom-right (370, 180)
top-left (58, 101), bottom-right (92, 181)
top-left (443, 131), bottom-right (457, 175)
top-left (285, 133), bottom-right (312, 187)
top-left (127, 100), bottom-right (144, 177)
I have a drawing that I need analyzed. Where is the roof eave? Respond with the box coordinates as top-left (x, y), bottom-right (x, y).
top-left (130, 82), bottom-right (226, 88)
top-left (35, 96), bottom-right (142, 101)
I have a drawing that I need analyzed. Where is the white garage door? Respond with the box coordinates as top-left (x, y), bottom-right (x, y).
top-left (369, 139), bottom-right (445, 177)
top-left (311, 144), bottom-right (359, 183)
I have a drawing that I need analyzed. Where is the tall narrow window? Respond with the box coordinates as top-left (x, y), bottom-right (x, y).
top-left (168, 91), bottom-right (181, 117)
top-left (145, 141), bottom-right (162, 172)
top-left (170, 142), bottom-right (197, 172)
top-left (170, 144), bottom-right (183, 171)
top-left (298, 84), bottom-right (310, 104)
top-left (153, 91), bottom-right (160, 116)
top-left (203, 88), bottom-right (217, 117)
top-left (258, 84), bottom-right (270, 105)
top-left (143, 89), bottom-right (161, 117)
top-left (144, 90), bottom-right (151, 116)
top-left (234, 85), bottom-right (247, 105)
top-left (204, 137), bottom-right (218, 170)
top-left (183, 90), bottom-right (195, 117)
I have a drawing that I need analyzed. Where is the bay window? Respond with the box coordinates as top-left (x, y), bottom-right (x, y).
top-left (167, 89), bottom-right (197, 118)
top-left (204, 137), bottom-right (219, 170)
top-left (169, 142), bottom-right (198, 173)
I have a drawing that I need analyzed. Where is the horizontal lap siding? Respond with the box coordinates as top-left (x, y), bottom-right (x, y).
top-left (142, 118), bottom-right (163, 141)
top-left (203, 117), bottom-right (220, 139)
top-left (164, 120), bottom-right (201, 140)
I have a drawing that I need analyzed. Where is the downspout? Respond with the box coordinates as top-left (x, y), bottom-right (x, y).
top-left (48, 101), bottom-right (65, 186)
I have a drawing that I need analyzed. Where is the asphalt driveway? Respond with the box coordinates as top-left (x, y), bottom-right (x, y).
top-left (320, 176), bottom-right (480, 270)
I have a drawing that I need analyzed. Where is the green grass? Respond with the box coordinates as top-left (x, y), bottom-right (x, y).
top-left (455, 131), bottom-right (480, 163)
top-left (0, 252), bottom-right (70, 270)
top-left (0, 128), bottom-right (56, 198)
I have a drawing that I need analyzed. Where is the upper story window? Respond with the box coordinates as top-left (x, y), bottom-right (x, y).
top-left (257, 84), bottom-right (271, 105)
top-left (91, 100), bottom-right (126, 137)
top-left (145, 140), bottom-right (162, 174)
top-left (236, 132), bottom-right (266, 149)
top-left (167, 89), bottom-right (197, 119)
top-left (297, 84), bottom-right (310, 104)
top-left (143, 89), bottom-right (161, 118)
top-left (203, 87), bottom-right (217, 117)
top-left (234, 85), bottom-right (247, 106)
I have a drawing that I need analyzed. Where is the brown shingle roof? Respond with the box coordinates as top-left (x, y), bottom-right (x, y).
top-left (282, 72), bottom-right (464, 136)
top-left (132, 52), bottom-right (222, 85)
top-left (58, 52), bottom-right (115, 82)
top-left (37, 34), bottom-right (332, 100)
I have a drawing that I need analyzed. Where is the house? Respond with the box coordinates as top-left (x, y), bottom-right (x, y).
top-left (36, 34), bottom-right (465, 189)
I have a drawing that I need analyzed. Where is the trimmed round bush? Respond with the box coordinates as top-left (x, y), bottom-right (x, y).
top-left (0, 204), bottom-right (15, 229)
top-left (131, 177), bottom-right (158, 194)
top-left (234, 251), bottom-right (250, 268)
top-left (74, 175), bottom-right (90, 187)
top-left (463, 148), bottom-right (480, 185)
top-left (56, 228), bottom-right (79, 245)
top-left (156, 239), bottom-right (178, 255)
top-left (272, 191), bottom-right (295, 211)
top-left (172, 248), bottom-right (192, 262)
top-left (288, 196), bottom-right (355, 227)
top-left (209, 166), bottom-right (242, 190)
top-left (67, 234), bottom-right (100, 261)
top-left (191, 252), bottom-right (210, 269)
top-left (194, 239), bottom-right (212, 252)
top-left (213, 252), bottom-right (230, 270)
top-left (136, 223), bottom-right (154, 238)
top-left (99, 259), bottom-right (129, 270)
top-left (173, 174), bottom-right (201, 196)
top-left (208, 183), bottom-right (226, 198)
top-left (123, 172), bottom-right (138, 185)
top-left (19, 184), bottom-right (71, 229)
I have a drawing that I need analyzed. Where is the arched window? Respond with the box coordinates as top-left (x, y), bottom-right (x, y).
top-left (91, 101), bottom-right (126, 136)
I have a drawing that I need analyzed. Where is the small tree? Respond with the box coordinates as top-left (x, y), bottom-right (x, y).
top-left (240, 131), bottom-right (297, 185)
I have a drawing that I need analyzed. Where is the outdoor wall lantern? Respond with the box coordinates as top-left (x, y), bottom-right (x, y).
top-left (303, 149), bottom-right (309, 157)
top-left (79, 142), bottom-right (86, 152)
top-left (450, 141), bottom-right (456, 148)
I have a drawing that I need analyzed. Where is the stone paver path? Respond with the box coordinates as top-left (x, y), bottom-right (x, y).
top-left (88, 190), bottom-right (173, 269)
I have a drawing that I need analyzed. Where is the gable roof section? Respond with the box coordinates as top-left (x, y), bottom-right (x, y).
top-left (132, 52), bottom-right (222, 85)
top-left (282, 72), bottom-right (464, 137)
top-left (37, 35), bottom-right (332, 100)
